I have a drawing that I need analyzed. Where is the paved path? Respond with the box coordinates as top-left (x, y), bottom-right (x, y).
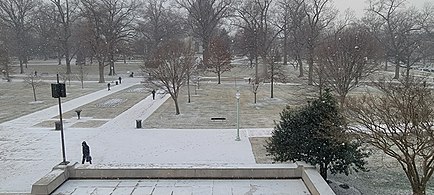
top-left (1, 77), bottom-right (142, 128)
top-left (0, 77), bottom-right (264, 193)
top-left (0, 77), bottom-right (157, 193)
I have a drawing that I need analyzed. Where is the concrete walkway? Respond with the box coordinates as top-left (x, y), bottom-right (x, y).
top-left (0, 77), bottom-right (261, 193)
top-left (0, 77), bottom-right (169, 193)
top-left (1, 77), bottom-right (143, 128)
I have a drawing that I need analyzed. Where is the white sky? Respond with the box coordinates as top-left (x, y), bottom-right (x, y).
top-left (333, 0), bottom-right (432, 18)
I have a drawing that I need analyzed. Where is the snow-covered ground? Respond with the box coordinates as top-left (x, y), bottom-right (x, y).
top-left (0, 78), bottom-right (263, 193)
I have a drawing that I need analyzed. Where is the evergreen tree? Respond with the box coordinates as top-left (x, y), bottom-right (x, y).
top-left (266, 90), bottom-right (368, 180)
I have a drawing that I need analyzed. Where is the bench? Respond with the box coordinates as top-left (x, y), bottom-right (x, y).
top-left (211, 117), bottom-right (226, 121)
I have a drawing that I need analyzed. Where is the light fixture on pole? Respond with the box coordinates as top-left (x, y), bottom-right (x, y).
top-left (235, 90), bottom-right (241, 141)
top-left (51, 74), bottom-right (68, 165)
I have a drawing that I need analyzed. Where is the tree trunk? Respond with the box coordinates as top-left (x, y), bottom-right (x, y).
top-left (307, 49), bottom-right (314, 85)
top-left (202, 39), bottom-right (210, 67)
top-left (339, 95), bottom-right (346, 108)
top-left (255, 56), bottom-right (259, 84)
top-left (98, 61), bottom-right (105, 83)
top-left (385, 58), bottom-right (388, 71)
top-left (320, 164), bottom-right (328, 181)
top-left (32, 85), bottom-right (37, 101)
top-left (187, 74), bottom-right (191, 103)
top-left (173, 96), bottom-right (180, 115)
top-left (109, 50), bottom-right (115, 76)
top-left (406, 58), bottom-right (411, 79)
top-left (58, 51), bottom-right (62, 65)
top-left (254, 92), bottom-right (257, 104)
top-left (394, 60), bottom-right (400, 79)
top-left (19, 59), bottom-right (24, 74)
top-left (411, 183), bottom-right (426, 195)
top-left (65, 42), bottom-right (71, 74)
top-left (218, 71), bottom-right (221, 84)
top-left (298, 56), bottom-right (304, 77)
top-left (271, 62), bottom-right (274, 98)
top-left (283, 30), bottom-right (288, 65)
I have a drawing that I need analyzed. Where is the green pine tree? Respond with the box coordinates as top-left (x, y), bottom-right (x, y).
top-left (266, 90), bottom-right (368, 180)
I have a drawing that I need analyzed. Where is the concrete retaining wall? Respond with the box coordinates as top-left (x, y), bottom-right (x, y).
top-left (31, 163), bottom-right (335, 195)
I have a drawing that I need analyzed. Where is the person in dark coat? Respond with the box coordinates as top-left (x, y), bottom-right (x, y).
top-left (152, 89), bottom-right (156, 100)
top-left (107, 83), bottom-right (111, 91)
top-left (118, 76), bottom-right (122, 84)
top-left (82, 141), bottom-right (92, 164)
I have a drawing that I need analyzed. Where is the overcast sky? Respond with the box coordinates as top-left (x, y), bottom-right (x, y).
top-left (333, 0), bottom-right (431, 18)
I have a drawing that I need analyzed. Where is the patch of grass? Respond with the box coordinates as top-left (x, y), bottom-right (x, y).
top-left (144, 81), bottom-right (317, 129)
top-left (249, 137), bottom-right (434, 195)
top-left (33, 120), bottom-right (57, 128)
top-left (0, 81), bottom-right (105, 123)
top-left (58, 85), bottom-right (149, 119)
top-left (70, 120), bottom-right (108, 128)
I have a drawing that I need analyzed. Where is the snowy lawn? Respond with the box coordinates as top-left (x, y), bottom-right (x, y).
top-left (250, 137), bottom-right (434, 195)
top-left (0, 81), bottom-right (105, 123)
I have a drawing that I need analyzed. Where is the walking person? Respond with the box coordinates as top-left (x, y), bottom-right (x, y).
top-left (118, 76), bottom-right (122, 84)
top-left (82, 141), bottom-right (92, 164)
top-left (107, 83), bottom-right (111, 91)
top-left (152, 89), bottom-right (156, 100)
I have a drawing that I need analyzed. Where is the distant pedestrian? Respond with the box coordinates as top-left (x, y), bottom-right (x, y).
top-left (81, 141), bottom-right (92, 164)
top-left (129, 72), bottom-right (134, 77)
top-left (248, 78), bottom-right (251, 84)
top-left (107, 83), bottom-right (111, 91)
top-left (152, 89), bottom-right (156, 100)
top-left (118, 76), bottom-right (122, 84)
top-left (34, 71), bottom-right (37, 76)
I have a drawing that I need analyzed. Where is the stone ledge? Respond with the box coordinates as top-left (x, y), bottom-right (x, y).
top-left (30, 163), bottom-right (335, 195)
top-left (30, 169), bottom-right (67, 195)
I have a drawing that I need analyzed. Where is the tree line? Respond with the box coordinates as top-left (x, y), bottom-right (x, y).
top-left (0, 0), bottom-right (432, 85)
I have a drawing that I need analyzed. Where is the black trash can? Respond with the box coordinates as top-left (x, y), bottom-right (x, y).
top-left (136, 120), bottom-right (142, 128)
top-left (55, 121), bottom-right (61, 130)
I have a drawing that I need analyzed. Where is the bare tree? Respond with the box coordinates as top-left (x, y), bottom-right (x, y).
top-left (346, 77), bottom-right (434, 195)
top-left (142, 39), bottom-right (195, 115)
top-left (78, 3), bottom-right (107, 83)
top-left (303, 0), bottom-right (336, 85)
top-left (286, 0), bottom-right (307, 77)
top-left (33, 3), bottom-right (60, 61)
top-left (419, 4), bottom-right (434, 66)
top-left (236, 0), bottom-right (280, 84)
top-left (266, 46), bottom-right (286, 98)
top-left (207, 31), bottom-right (233, 84)
top-left (276, 0), bottom-right (306, 71)
top-left (80, 0), bottom-right (139, 82)
top-left (251, 82), bottom-right (259, 104)
top-left (177, 0), bottom-right (232, 65)
top-left (75, 62), bottom-right (88, 89)
top-left (24, 73), bottom-right (43, 102)
top-left (0, 0), bottom-right (38, 74)
top-left (232, 28), bottom-right (255, 67)
top-left (51, 0), bottom-right (80, 74)
top-left (367, 0), bottom-right (425, 79)
top-left (138, 0), bottom-right (185, 60)
top-left (316, 25), bottom-right (381, 105)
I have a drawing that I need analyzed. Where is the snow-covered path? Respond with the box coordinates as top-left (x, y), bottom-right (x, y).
top-left (0, 78), bottom-right (259, 193)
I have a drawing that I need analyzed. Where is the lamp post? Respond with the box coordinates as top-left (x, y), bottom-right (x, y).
top-left (235, 90), bottom-right (240, 141)
top-left (52, 74), bottom-right (68, 165)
